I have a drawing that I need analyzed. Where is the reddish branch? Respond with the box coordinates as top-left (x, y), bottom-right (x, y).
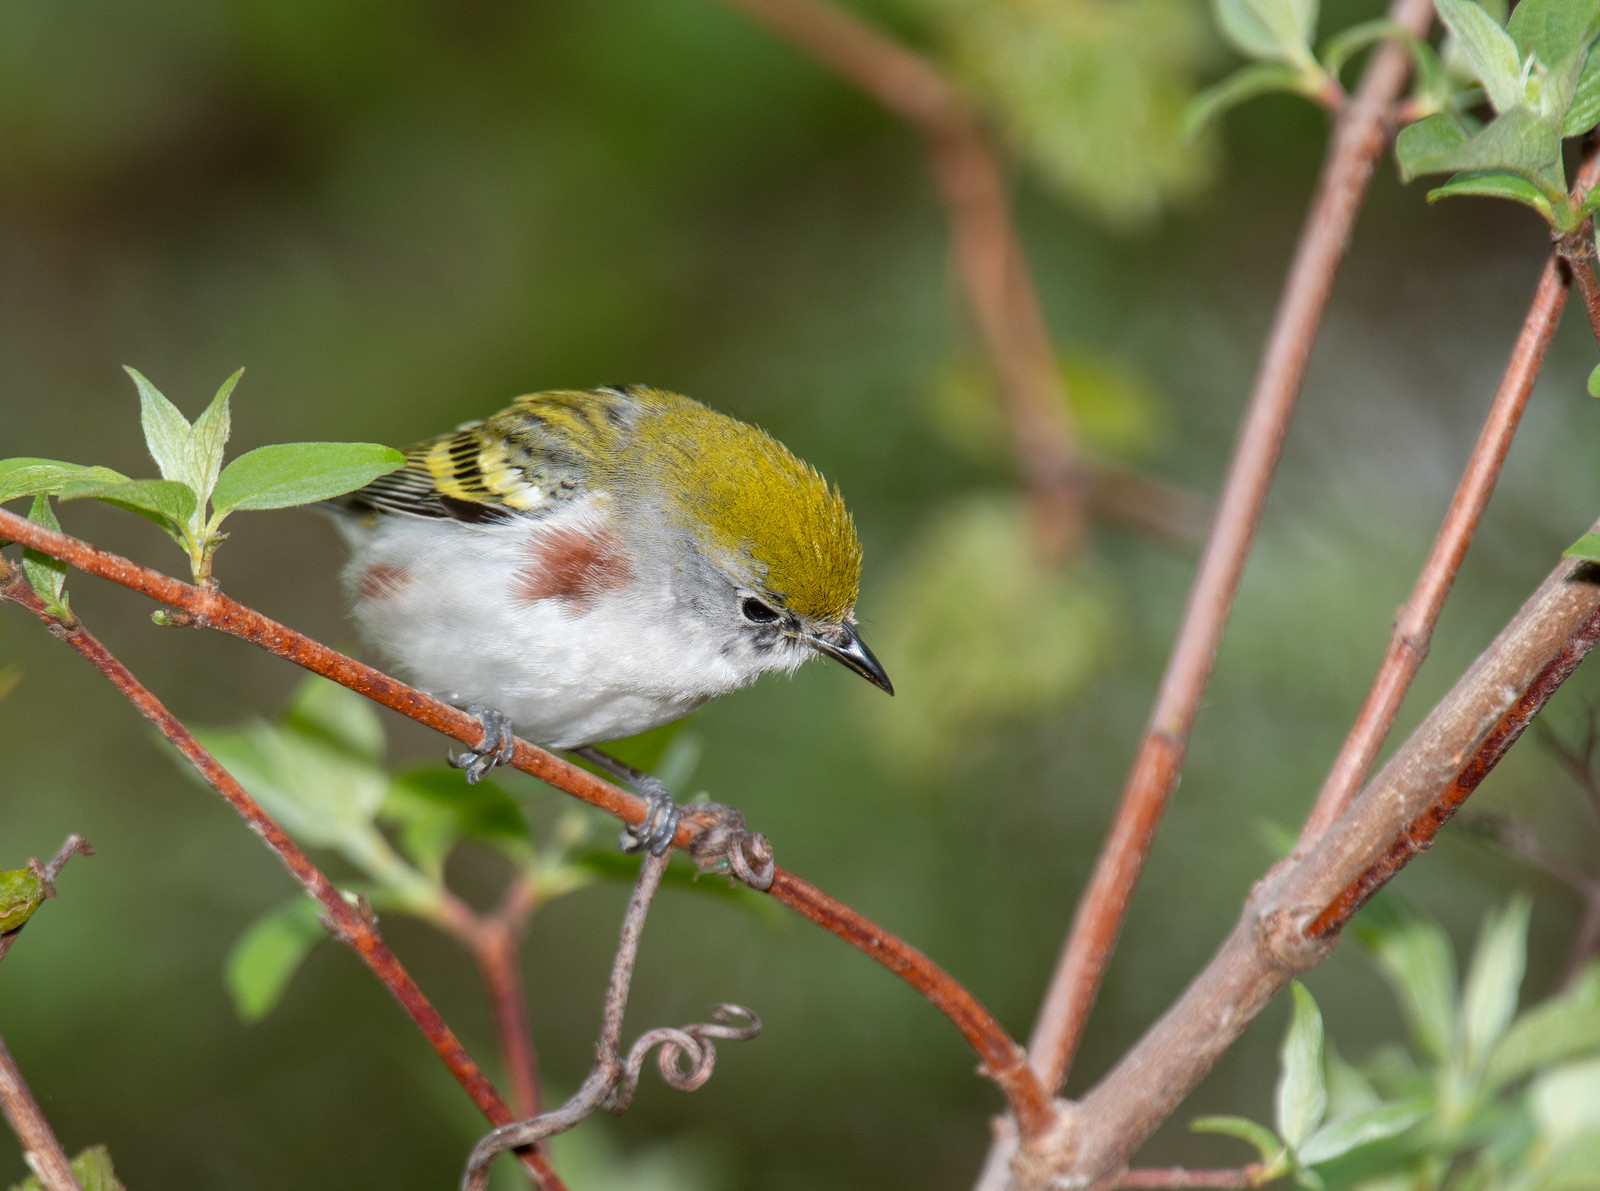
top-left (1025, 0), bottom-right (1438, 1095)
top-left (1021, 544), bottom-right (1600, 1189)
top-left (1563, 235), bottom-right (1600, 351)
top-left (0, 563), bottom-right (566, 1191)
top-left (718, 0), bottom-right (1210, 553)
top-left (471, 877), bottom-right (544, 1121)
top-left (0, 507), bottom-right (1055, 1140)
top-left (0, 1031), bottom-right (80, 1191)
top-left (1301, 147), bottom-right (1600, 845)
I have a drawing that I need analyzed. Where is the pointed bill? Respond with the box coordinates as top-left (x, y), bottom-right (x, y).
top-left (806, 621), bottom-right (893, 695)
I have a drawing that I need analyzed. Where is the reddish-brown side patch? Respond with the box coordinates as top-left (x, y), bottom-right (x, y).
top-left (358, 563), bottom-right (413, 600)
top-left (514, 524), bottom-right (631, 611)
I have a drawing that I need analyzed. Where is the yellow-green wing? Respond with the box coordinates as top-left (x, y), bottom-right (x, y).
top-left (340, 387), bottom-right (637, 523)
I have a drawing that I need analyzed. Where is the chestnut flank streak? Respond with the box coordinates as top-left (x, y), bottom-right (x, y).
top-left (514, 524), bottom-right (632, 610)
top-left (359, 563), bottom-right (413, 600)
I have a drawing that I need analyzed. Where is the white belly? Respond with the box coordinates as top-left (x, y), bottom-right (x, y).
top-left (338, 503), bottom-right (761, 747)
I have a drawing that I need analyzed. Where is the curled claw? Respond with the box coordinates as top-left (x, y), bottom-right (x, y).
top-left (619, 775), bottom-right (681, 856)
top-left (450, 706), bottom-right (517, 784)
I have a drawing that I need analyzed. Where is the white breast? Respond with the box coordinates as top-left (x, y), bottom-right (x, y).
top-left (338, 498), bottom-right (775, 747)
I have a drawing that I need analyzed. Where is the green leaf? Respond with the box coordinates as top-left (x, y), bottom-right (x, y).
top-left (0, 865), bottom-right (46, 933)
top-left (1213, 0), bottom-right (1318, 64)
top-left (1533, 43), bottom-right (1590, 126)
top-left (282, 677), bottom-right (386, 764)
top-left (1529, 1056), bottom-right (1600, 1144)
top-left (1190, 1115), bottom-right (1286, 1164)
top-left (210, 442), bottom-right (404, 516)
top-left (1355, 899), bottom-right (1460, 1062)
top-left (1322, 21), bottom-right (1444, 98)
top-left (193, 721), bottom-right (389, 849)
top-left (1462, 895), bottom-right (1530, 1068)
top-left (1434, 0), bottom-right (1529, 113)
top-left (1325, 1045), bottom-right (1382, 1119)
top-left (1297, 1098), bottom-right (1428, 1166)
top-left (864, 494), bottom-right (1116, 771)
top-left (225, 895), bottom-right (329, 1022)
top-left (1277, 982), bottom-right (1329, 1148)
top-left (921, 0), bottom-right (1213, 230)
top-left (0, 458), bottom-right (130, 504)
top-left (1182, 63), bottom-right (1310, 139)
top-left (1563, 531), bottom-right (1600, 560)
top-left (10, 1146), bottom-right (126, 1191)
top-left (189, 369), bottom-right (239, 508)
top-left (382, 767), bottom-right (530, 879)
top-left (1397, 112), bottom-right (1473, 179)
top-left (126, 366), bottom-right (195, 488)
top-left (1521, 1130), bottom-right (1600, 1191)
top-left (69, 1146), bottom-right (125, 1191)
top-left (1505, 0), bottom-right (1600, 66)
top-left (1426, 170), bottom-right (1556, 222)
top-left (58, 478), bottom-right (197, 529)
top-left (1397, 108), bottom-right (1565, 197)
top-left (21, 495), bottom-right (71, 623)
top-left (1564, 48), bottom-right (1600, 135)
top-left (1483, 973), bottom-right (1600, 1092)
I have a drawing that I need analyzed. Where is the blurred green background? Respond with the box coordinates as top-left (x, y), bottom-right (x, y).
top-left (4, 0), bottom-right (1600, 1187)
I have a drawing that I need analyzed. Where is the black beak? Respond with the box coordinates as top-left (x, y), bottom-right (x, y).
top-left (807, 622), bottom-right (893, 695)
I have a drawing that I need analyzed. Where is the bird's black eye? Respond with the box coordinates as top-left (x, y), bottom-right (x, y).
top-left (741, 597), bottom-right (780, 624)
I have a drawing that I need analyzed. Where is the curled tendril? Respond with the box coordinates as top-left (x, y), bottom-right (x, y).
top-left (609, 1004), bottom-right (762, 1111)
top-left (683, 803), bottom-right (776, 891)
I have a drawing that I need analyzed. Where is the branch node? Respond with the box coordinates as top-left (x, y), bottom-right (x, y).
top-left (1255, 902), bottom-right (1335, 972)
top-left (1010, 1099), bottom-right (1079, 1191)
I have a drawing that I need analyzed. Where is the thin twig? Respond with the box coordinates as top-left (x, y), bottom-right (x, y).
top-left (1534, 715), bottom-right (1600, 982)
top-left (0, 1031), bottom-right (81, 1191)
top-left (1563, 243), bottom-right (1600, 352)
top-left (0, 509), bottom-right (1055, 1138)
top-left (1562, 884), bottom-right (1600, 985)
top-left (1023, 0), bottom-right (1437, 1097)
top-left (721, 0), bottom-right (1083, 553)
top-left (1300, 149), bottom-right (1600, 846)
top-left (476, 874), bottom-right (543, 1121)
top-left (1118, 1167), bottom-right (1264, 1189)
top-left (719, 0), bottom-right (1212, 554)
top-left (38, 836), bottom-right (94, 885)
top-left (1461, 811), bottom-right (1595, 896)
top-left (461, 851), bottom-right (761, 1191)
top-left (0, 565), bottom-right (565, 1191)
top-left (462, 851), bottom-right (668, 1191)
top-left (1541, 718), bottom-right (1600, 823)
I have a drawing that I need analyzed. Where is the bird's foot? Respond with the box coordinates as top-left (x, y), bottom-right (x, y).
top-left (450, 706), bottom-right (517, 784)
top-left (620, 775), bottom-right (682, 857)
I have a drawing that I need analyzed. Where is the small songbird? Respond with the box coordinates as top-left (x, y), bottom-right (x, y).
top-left (327, 385), bottom-right (891, 845)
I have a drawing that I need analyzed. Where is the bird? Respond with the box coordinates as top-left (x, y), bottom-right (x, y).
top-left (326, 384), bottom-right (891, 850)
